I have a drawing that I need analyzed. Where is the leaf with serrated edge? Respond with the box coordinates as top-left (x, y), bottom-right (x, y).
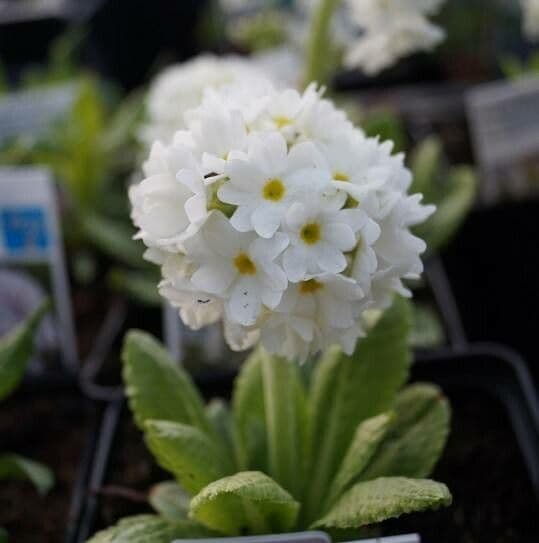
top-left (304, 297), bottom-right (412, 524)
top-left (360, 384), bottom-right (450, 481)
top-left (325, 413), bottom-right (393, 510)
top-left (145, 420), bottom-right (230, 495)
top-left (86, 514), bottom-right (214, 543)
top-left (0, 301), bottom-right (49, 401)
top-left (149, 481), bottom-right (190, 521)
top-left (122, 331), bottom-right (211, 436)
top-left (190, 471), bottom-right (300, 536)
top-left (0, 453), bottom-right (54, 495)
top-left (313, 477), bottom-right (451, 529)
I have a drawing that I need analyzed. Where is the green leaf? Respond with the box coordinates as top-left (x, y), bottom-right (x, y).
top-left (360, 384), bottom-right (451, 481)
top-left (122, 330), bottom-right (211, 436)
top-left (261, 350), bottom-right (308, 499)
top-left (86, 514), bottom-right (214, 543)
top-left (415, 166), bottom-right (477, 254)
top-left (81, 213), bottom-right (145, 269)
top-left (206, 400), bottom-right (236, 472)
top-left (0, 526), bottom-right (7, 543)
top-left (411, 304), bottom-right (445, 349)
top-left (108, 268), bottom-right (161, 307)
top-left (0, 301), bottom-right (49, 401)
top-left (326, 413), bottom-right (393, 510)
top-left (410, 137), bottom-right (443, 200)
top-left (149, 481), bottom-right (190, 521)
top-left (190, 471), bottom-right (300, 536)
top-left (304, 296), bottom-right (412, 524)
top-left (313, 477), bottom-right (451, 529)
top-left (0, 453), bottom-right (54, 495)
top-left (144, 420), bottom-right (230, 495)
top-left (232, 350), bottom-right (268, 471)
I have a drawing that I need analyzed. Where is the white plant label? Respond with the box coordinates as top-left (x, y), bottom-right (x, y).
top-left (0, 166), bottom-right (78, 371)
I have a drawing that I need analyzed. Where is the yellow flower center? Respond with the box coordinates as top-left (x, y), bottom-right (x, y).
top-left (273, 116), bottom-right (292, 129)
top-left (234, 252), bottom-right (257, 275)
top-left (299, 279), bottom-right (324, 294)
top-left (263, 178), bottom-right (286, 202)
top-left (333, 171), bottom-right (349, 182)
top-left (300, 222), bottom-right (322, 245)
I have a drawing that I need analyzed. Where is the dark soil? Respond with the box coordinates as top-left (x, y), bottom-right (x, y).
top-left (0, 389), bottom-right (93, 542)
top-left (90, 387), bottom-right (539, 542)
top-left (384, 388), bottom-right (539, 542)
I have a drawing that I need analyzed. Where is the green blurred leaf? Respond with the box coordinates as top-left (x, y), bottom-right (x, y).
top-left (108, 268), bottom-right (161, 307)
top-left (415, 166), bottom-right (477, 254)
top-left (81, 213), bottom-right (144, 269)
top-left (122, 330), bottom-right (212, 435)
top-left (0, 453), bottom-right (54, 495)
top-left (149, 481), bottom-right (190, 521)
top-left (362, 108), bottom-right (407, 154)
top-left (326, 413), bottom-right (393, 510)
top-left (0, 301), bottom-right (49, 401)
top-left (190, 471), bottom-right (300, 536)
top-left (360, 384), bottom-right (451, 481)
top-left (233, 350), bottom-right (268, 472)
top-left (206, 399), bottom-right (237, 472)
top-left (145, 420), bottom-right (231, 495)
top-left (86, 514), bottom-right (214, 543)
top-left (410, 137), bottom-right (443, 200)
top-left (261, 350), bottom-right (308, 500)
top-left (0, 526), bottom-right (7, 543)
top-left (313, 477), bottom-right (451, 529)
top-left (304, 297), bottom-right (412, 524)
top-left (411, 304), bottom-right (445, 349)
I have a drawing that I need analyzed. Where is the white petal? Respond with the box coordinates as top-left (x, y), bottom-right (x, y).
top-left (315, 243), bottom-right (347, 274)
top-left (251, 205), bottom-right (282, 238)
top-left (191, 264), bottom-right (235, 294)
top-left (283, 247), bottom-right (308, 282)
top-left (227, 278), bottom-right (262, 326)
top-left (324, 222), bottom-right (356, 251)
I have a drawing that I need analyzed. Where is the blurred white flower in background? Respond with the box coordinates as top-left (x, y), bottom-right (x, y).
top-left (139, 55), bottom-right (268, 147)
top-left (130, 78), bottom-right (434, 361)
top-left (344, 0), bottom-right (446, 75)
top-left (522, 0), bottom-right (539, 41)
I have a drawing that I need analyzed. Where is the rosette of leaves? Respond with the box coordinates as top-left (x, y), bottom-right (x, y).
top-left (88, 298), bottom-right (451, 542)
top-left (0, 303), bottom-right (54, 538)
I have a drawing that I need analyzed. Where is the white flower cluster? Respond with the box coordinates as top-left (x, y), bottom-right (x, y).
top-left (344, 0), bottom-right (446, 75)
top-left (139, 55), bottom-right (268, 147)
top-left (522, 0), bottom-right (539, 41)
top-left (130, 79), bottom-right (434, 361)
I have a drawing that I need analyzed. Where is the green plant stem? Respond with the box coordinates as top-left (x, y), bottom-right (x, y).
top-left (303, 0), bottom-right (341, 89)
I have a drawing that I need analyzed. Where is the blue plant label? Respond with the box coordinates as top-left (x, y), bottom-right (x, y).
top-left (0, 207), bottom-right (50, 256)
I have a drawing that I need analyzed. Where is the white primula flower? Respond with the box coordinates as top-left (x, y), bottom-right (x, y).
top-left (140, 54), bottom-right (269, 147)
top-left (129, 141), bottom-right (208, 252)
top-left (522, 0), bottom-right (539, 41)
top-left (260, 274), bottom-right (364, 361)
top-left (283, 195), bottom-right (366, 282)
top-left (131, 79), bottom-right (434, 361)
top-left (220, 133), bottom-right (332, 238)
top-left (344, 0), bottom-right (446, 75)
top-left (184, 212), bottom-right (289, 327)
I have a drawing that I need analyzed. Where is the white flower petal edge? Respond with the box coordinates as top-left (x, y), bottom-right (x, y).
top-left (131, 73), bottom-right (435, 361)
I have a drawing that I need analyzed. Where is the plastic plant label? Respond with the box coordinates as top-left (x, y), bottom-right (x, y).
top-left (174, 532), bottom-right (331, 543)
top-left (0, 84), bottom-right (76, 144)
top-left (0, 167), bottom-right (77, 371)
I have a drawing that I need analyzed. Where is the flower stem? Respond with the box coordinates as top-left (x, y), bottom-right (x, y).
top-left (303, 0), bottom-right (342, 89)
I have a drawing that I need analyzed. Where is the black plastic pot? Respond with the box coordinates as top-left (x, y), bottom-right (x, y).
top-left (0, 378), bottom-right (99, 543)
top-left (442, 200), bottom-right (539, 382)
